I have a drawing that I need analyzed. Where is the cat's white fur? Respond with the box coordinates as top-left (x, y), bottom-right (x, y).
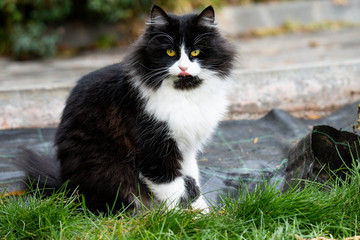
top-left (135, 45), bottom-right (229, 211)
top-left (141, 175), bottom-right (185, 209)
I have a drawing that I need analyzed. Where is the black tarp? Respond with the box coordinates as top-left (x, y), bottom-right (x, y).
top-left (1, 101), bottom-right (359, 205)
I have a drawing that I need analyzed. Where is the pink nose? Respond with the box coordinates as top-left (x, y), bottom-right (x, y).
top-left (179, 66), bottom-right (188, 72)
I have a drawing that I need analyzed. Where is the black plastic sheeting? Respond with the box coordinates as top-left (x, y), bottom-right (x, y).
top-left (1, 101), bottom-right (359, 205)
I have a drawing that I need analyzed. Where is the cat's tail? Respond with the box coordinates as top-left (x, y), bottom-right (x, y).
top-left (16, 149), bottom-right (64, 195)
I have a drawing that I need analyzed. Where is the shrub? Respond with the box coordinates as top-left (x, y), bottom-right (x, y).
top-left (87, 0), bottom-right (153, 23)
top-left (11, 22), bottom-right (58, 60)
top-left (0, 0), bottom-right (72, 59)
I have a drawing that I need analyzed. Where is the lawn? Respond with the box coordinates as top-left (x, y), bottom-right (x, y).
top-left (1, 164), bottom-right (360, 240)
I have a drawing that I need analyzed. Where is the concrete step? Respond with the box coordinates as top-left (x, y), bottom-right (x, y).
top-left (228, 59), bottom-right (360, 120)
top-left (217, 0), bottom-right (360, 36)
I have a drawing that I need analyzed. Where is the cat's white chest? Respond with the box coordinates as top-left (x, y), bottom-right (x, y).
top-left (141, 75), bottom-right (229, 155)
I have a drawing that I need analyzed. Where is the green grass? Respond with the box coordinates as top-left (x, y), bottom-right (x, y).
top-left (1, 165), bottom-right (360, 239)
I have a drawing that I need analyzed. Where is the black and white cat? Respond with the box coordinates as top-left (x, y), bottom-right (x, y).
top-left (18, 5), bottom-right (234, 213)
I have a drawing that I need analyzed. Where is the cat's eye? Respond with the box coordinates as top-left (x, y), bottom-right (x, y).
top-left (166, 49), bottom-right (176, 57)
top-left (190, 49), bottom-right (200, 57)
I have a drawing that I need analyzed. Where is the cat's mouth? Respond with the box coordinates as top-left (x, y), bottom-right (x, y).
top-left (178, 72), bottom-right (191, 77)
top-left (173, 75), bottom-right (203, 90)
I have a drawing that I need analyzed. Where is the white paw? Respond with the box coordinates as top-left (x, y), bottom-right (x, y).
top-left (191, 197), bottom-right (209, 213)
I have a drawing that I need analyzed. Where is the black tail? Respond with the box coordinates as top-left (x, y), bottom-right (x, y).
top-left (16, 149), bottom-right (63, 194)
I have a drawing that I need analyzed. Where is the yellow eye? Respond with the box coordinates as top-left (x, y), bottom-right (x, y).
top-left (191, 49), bottom-right (200, 57)
top-left (166, 49), bottom-right (176, 57)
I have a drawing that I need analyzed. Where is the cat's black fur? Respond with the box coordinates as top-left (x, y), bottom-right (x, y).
top-left (17, 5), bottom-right (234, 214)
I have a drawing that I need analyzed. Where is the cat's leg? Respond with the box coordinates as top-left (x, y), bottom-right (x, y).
top-left (141, 175), bottom-right (185, 209)
top-left (182, 176), bottom-right (209, 212)
top-left (181, 152), bottom-right (209, 212)
top-left (137, 144), bottom-right (207, 211)
top-left (141, 174), bottom-right (208, 212)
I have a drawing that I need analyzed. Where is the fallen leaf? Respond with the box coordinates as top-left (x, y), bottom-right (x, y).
top-left (2, 190), bottom-right (25, 197)
top-left (333, 0), bottom-right (348, 6)
top-left (308, 115), bottom-right (322, 120)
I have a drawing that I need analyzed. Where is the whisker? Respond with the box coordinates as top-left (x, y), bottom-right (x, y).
top-left (194, 32), bottom-right (214, 45)
top-left (148, 32), bottom-right (175, 46)
top-left (137, 62), bottom-right (169, 72)
top-left (140, 69), bottom-right (170, 83)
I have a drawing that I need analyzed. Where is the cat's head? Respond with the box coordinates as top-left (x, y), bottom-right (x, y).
top-left (129, 5), bottom-right (234, 91)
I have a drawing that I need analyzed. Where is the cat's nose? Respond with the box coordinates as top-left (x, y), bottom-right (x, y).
top-left (179, 66), bottom-right (188, 72)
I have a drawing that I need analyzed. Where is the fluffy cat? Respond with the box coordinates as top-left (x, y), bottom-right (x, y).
top-left (18, 5), bottom-right (234, 213)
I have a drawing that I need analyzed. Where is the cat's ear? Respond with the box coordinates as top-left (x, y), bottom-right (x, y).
top-left (149, 5), bottom-right (169, 26)
top-left (197, 6), bottom-right (216, 27)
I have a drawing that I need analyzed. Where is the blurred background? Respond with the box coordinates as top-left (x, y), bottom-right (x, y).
top-left (1, 0), bottom-right (360, 129)
top-left (0, 0), bottom-right (305, 60)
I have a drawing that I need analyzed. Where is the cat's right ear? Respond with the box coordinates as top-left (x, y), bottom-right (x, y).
top-left (197, 6), bottom-right (216, 27)
top-left (148, 5), bottom-right (169, 26)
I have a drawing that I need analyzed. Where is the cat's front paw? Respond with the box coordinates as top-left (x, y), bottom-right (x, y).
top-left (191, 197), bottom-right (209, 213)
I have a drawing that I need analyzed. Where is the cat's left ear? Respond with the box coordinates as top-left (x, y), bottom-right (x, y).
top-left (197, 6), bottom-right (216, 27)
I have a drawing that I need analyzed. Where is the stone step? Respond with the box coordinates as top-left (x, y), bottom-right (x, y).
top-left (228, 59), bottom-right (360, 120)
top-left (217, 0), bottom-right (360, 36)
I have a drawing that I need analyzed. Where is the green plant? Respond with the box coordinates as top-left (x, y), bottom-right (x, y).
top-left (87, 0), bottom-right (153, 23)
top-left (0, 0), bottom-right (72, 59)
top-left (94, 35), bottom-right (118, 49)
top-left (11, 22), bottom-right (58, 60)
top-left (30, 0), bottom-right (72, 23)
